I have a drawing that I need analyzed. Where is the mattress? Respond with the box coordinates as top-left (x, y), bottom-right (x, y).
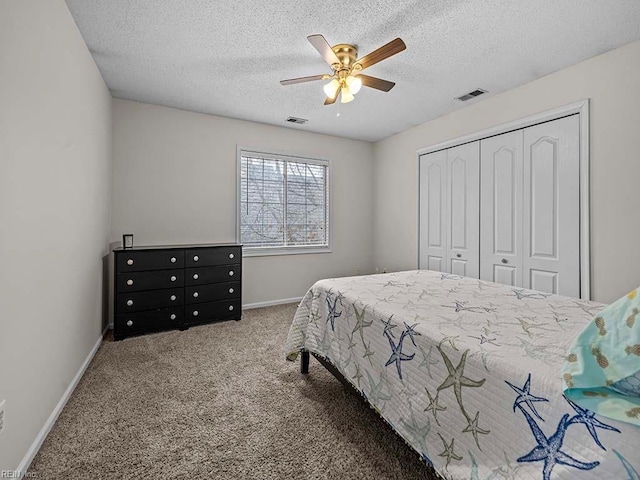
top-left (284, 270), bottom-right (640, 480)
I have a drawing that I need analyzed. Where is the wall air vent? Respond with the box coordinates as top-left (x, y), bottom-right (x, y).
top-left (455, 89), bottom-right (488, 102)
top-left (286, 116), bottom-right (308, 124)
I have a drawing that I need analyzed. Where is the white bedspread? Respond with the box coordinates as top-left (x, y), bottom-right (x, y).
top-left (284, 270), bottom-right (640, 480)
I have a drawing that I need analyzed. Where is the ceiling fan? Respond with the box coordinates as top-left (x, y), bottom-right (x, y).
top-left (280, 34), bottom-right (406, 105)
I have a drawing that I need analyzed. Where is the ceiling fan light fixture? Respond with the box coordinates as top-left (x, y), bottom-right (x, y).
top-left (346, 75), bottom-right (362, 95)
top-left (341, 87), bottom-right (354, 104)
top-left (323, 78), bottom-right (340, 99)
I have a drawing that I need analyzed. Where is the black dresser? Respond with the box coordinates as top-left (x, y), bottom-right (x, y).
top-left (113, 244), bottom-right (242, 340)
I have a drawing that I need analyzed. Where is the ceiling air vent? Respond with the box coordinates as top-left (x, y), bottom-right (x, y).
top-left (455, 89), bottom-right (488, 102)
top-left (286, 116), bottom-right (308, 124)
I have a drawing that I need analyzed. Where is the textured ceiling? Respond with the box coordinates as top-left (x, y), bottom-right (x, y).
top-left (65, 0), bottom-right (640, 142)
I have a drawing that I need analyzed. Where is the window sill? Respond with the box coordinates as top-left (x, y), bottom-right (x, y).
top-left (242, 246), bottom-right (332, 257)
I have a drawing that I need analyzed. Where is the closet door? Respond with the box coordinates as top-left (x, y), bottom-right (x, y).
top-left (480, 130), bottom-right (524, 286)
top-left (522, 115), bottom-right (580, 296)
top-left (446, 142), bottom-right (480, 278)
top-left (419, 150), bottom-right (448, 271)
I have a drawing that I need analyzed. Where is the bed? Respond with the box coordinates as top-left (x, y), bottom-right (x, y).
top-left (285, 270), bottom-right (640, 480)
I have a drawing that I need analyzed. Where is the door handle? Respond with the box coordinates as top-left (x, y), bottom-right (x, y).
top-left (456, 253), bottom-right (462, 258)
top-left (501, 259), bottom-right (508, 264)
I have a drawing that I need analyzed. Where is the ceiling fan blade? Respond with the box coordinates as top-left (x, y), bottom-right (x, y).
top-left (355, 38), bottom-right (406, 71)
top-left (280, 74), bottom-right (329, 86)
top-left (324, 86), bottom-right (341, 105)
top-left (308, 34), bottom-right (341, 67)
top-left (359, 74), bottom-right (396, 92)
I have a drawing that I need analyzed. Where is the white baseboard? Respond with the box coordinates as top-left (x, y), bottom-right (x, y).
top-left (242, 297), bottom-right (303, 310)
top-left (16, 327), bottom-right (106, 477)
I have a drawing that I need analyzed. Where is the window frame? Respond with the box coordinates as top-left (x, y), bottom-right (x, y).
top-left (236, 146), bottom-right (332, 257)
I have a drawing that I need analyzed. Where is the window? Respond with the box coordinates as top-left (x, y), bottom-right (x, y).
top-left (238, 149), bottom-right (330, 255)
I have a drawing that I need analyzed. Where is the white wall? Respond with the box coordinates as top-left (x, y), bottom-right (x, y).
top-left (112, 99), bottom-right (374, 304)
top-left (0, 0), bottom-right (112, 471)
top-left (373, 39), bottom-right (640, 304)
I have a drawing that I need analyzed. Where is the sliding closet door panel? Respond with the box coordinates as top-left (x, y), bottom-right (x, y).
top-left (523, 115), bottom-right (580, 297)
top-left (447, 142), bottom-right (480, 278)
top-left (480, 131), bottom-right (523, 287)
top-left (419, 150), bottom-right (448, 271)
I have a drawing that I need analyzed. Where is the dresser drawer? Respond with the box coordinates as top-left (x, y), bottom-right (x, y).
top-left (116, 288), bottom-right (184, 313)
top-left (185, 299), bottom-right (241, 324)
top-left (185, 246), bottom-right (241, 267)
top-left (185, 265), bottom-right (240, 285)
top-left (116, 249), bottom-right (185, 272)
top-left (185, 281), bottom-right (240, 304)
top-left (116, 269), bottom-right (184, 292)
top-left (115, 308), bottom-right (183, 337)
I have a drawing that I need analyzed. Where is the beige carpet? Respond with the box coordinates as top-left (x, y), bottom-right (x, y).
top-left (29, 304), bottom-right (439, 479)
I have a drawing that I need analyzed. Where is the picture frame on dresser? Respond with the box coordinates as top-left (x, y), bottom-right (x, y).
top-left (111, 243), bottom-right (242, 340)
top-left (122, 233), bottom-right (134, 249)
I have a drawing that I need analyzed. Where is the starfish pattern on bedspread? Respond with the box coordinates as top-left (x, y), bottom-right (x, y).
top-left (470, 334), bottom-right (499, 346)
top-left (352, 304), bottom-right (373, 345)
top-left (346, 331), bottom-right (357, 351)
top-left (446, 300), bottom-right (497, 314)
top-left (325, 292), bottom-right (342, 331)
top-left (381, 315), bottom-right (397, 338)
top-left (462, 410), bottom-right (490, 449)
top-left (514, 317), bottom-right (556, 338)
top-left (352, 362), bottom-right (363, 388)
top-left (403, 322), bottom-right (421, 346)
top-left (505, 373), bottom-right (549, 420)
top-left (365, 369), bottom-right (391, 406)
top-left (564, 395), bottom-right (621, 449)
top-left (399, 403), bottom-right (431, 452)
top-left (437, 433), bottom-right (463, 469)
top-left (437, 347), bottom-right (486, 416)
top-left (439, 335), bottom-right (460, 351)
top-left (423, 387), bottom-right (446, 426)
top-left (516, 409), bottom-right (600, 480)
top-left (441, 273), bottom-right (463, 280)
top-left (418, 344), bottom-right (439, 378)
top-left (613, 449), bottom-right (640, 480)
top-left (362, 340), bottom-right (375, 365)
top-left (309, 308), bottom-right (321, 326)
top-left (384, 329), bottom-right (415, 380)
top-left (511, 289), bottom-right (552, 300)
top-left (492, 452), bottom-right (522, 480)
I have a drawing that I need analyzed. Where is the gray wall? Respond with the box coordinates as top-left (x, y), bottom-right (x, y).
top-left (111, 99), bottom-right (375, 305)
top-left (373, 39), bottom-right (640, 304)
top-left (0, 0), bottom-right (112, 471)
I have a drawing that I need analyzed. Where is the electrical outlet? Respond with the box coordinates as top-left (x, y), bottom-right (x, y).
top-left (0, 399), bottom-right (5, 435)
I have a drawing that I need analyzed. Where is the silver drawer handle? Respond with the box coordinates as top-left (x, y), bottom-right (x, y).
top-left (126, 299), bottom-right (134, 306)
top-left (193, 255), bottom-right (199, 261)
top-left (170, 295), bottom-right (176, 301)
top-left (170, 257), bottom-right (177, 263)
top-left (126, 320), bottom-right (133, 327)
top-left (501, 259), bottom-right (508, 264)
top-left (229, 253), bottom-right (235, 259)
top-left (127, 259), bottom-right (134, 266)
top-left (229, 270), bottom-right (234, 276)
top-left (193, 310), bottom-right (199, 317)
top-left (229, 305), bottom-right (234, 311)
top-left (170, 275), bottom-right (177, 282)
top-left (229, 288), bottom-right (234, 294)
top-left (193, 292), bottom-right (199, 298)
top-left (170, 314), bottom-right (176, 320)
top-left (193, 273), bottom-right (199, 280)
top-left (127, 279), bottom-right (134, 286)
